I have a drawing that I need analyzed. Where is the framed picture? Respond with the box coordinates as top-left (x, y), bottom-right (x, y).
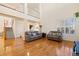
top-left (65, 27), bottom-right (69, 34)
top-left (70, 27), bottom-right (75, 34)
top-left (61, 27), bottom-right (64, 33)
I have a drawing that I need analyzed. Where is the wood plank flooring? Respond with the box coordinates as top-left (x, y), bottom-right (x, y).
top-left (0, 38), bottom-right (73, 56)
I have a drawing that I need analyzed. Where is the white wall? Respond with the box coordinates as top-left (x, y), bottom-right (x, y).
top-left (0, 4), bottom-right (40, 22)
top-left (27, 3), bottom-right (40, 19)
top-left (0, 3), bottom-right (40, 40)
top-left (0, 4), bottom-right (27, 19)
top-left (0, 15), bottom-right (31, 40)
top-left (13, 18), bottom-right (39, 40)
top-left (13, 18), bottom-right (25, 39)
top-left (0, 3), bottom-right (24, 13)
top-left (24, 21), bottom-right (40, 31)
top-left (40, 3), bottom-right (79, 33)
top-left (0, 15), bottom-right (25, 39)
top-left (0, 16), bottom-right (4, 33)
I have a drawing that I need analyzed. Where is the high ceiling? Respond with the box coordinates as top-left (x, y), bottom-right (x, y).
top-left (27, 3), bottom-right (40, 11)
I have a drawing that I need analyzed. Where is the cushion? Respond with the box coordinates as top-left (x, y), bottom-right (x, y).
top-left (32, 33), bottom-right (36, 36)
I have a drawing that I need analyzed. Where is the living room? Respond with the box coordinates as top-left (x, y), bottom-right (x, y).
top-left (0, 3), bottom-right (79, 56)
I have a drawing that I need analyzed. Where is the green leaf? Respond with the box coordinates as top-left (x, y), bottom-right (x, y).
top-left (75, 12), bottom-right (79, 17)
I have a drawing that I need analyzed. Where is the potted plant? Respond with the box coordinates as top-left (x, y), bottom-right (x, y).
top-left (75, 12), bottom-right (79, 18)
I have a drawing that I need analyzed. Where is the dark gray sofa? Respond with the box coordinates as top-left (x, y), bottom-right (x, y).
top-left (25, 31), bottom-right (42, 42)
top-left (47, 31), bottom-right (62, 42)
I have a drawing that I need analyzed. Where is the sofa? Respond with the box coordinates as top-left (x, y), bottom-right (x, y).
top-left (47, 31), bottom-right (62, 42)
top-left (25, 31), bottom-right (42, 42)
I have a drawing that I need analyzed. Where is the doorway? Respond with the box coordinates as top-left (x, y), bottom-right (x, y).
top-left (4, 16), bottom-right (15, 40)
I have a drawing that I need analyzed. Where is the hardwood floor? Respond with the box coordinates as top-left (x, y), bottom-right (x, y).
top-left (0, 38), bottom-right (73, 56)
